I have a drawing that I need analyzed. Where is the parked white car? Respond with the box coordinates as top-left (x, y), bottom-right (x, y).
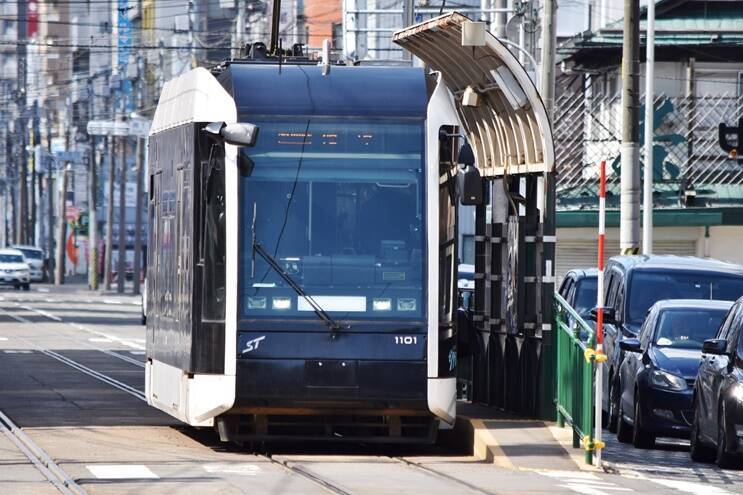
top-left (0, 248), bottom-right (31, 290)
top-left (9, 245), bottom-right (45, 282)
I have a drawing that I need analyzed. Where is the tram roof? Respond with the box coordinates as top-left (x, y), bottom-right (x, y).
top-left (217, 64), bottom-right (429, 120)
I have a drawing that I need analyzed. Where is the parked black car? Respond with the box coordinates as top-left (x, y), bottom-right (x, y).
top-left (596, 255), bottom-right (743, 432)
top-left (558, 268), bottom-right (598, 320)
top-left (691, 296), bottom-right (743, 468)
top-left (558, 268), bottom-right (597, 340)
top-left (615, 299), bottom-right (732, 448)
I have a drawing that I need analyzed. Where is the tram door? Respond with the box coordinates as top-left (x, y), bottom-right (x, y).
top-left (437, 125), bottom-right (459, 380)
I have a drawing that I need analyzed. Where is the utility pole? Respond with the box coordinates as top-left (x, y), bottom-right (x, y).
top-left (642, 0), bottom-right (656, 255)
top-left (132, 56), bottom-right (144, 296)
top-left (495, 0), bottom-right (508, 38)
top-left (539, 0), bottom-right (556, 119)
top-left (104, 87), bottom-right (115, 291)
top-left (46, 105), bottom-right (54, 280)
top-left (188, 0), bottom-right (196, 68)
top-left (54, 165), bottom-right (68, 285)
top-left (619, 0), bottom-right (641, 255)
top-left (88, 78), bottom-right (99, 289)
top-left (32, 100), bottom-right (40, 246)
top-left (116, 135), bottom-right (127, 294)
top-left (17, 0), bottom-right (29, 245)
top-left (402, 0), bottom-right (414, 61)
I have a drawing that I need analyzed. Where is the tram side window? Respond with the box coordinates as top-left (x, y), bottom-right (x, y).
top-left (201, 145), bottom-right (226, 321)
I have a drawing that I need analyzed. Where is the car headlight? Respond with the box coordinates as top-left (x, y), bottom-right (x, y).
top-left (650, 369), bottom-right (687, 391)
top-left (731, 384), bottom-right (743, 403)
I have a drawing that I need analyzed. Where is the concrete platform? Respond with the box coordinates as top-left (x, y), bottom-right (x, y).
top-left (442, 402), bottom-right (593, 472)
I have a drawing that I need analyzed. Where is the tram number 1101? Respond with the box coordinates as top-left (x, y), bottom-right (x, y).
top-left (394, 336), bottom-right (418, 345)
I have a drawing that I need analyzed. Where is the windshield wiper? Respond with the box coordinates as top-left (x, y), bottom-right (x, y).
top-left (251, 204), bottom-right (343, 332)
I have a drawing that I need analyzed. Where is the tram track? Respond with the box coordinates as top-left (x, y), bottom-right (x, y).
top-left (0, 409), bottom-right (87, 495)
top-left (0, 297), bottom-right (493, 495)
top-left (0, 302), bottom-right (146, 368)
top-left (391, 456), bottom-right (497, 495)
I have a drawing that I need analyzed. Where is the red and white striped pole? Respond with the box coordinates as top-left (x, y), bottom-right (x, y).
top-left (594, 160), bottom-right (606, 467)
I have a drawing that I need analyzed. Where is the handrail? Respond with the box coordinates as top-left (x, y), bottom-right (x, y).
top-left (554, 292), bottom-right (597, 465)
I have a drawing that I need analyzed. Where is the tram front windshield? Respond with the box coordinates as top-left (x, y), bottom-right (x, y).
top-left (240, 119), bottom-right (425, 321)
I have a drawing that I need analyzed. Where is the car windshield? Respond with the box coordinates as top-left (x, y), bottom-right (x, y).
top-left (654, 308), bottom-right (727, 350)
top-left (240, 119), bottom-right (425, 320)
top-left (16, 249), bottom-right (42, 260)
top-left (627, 271), bottom-right (743, 324)
top-left (574, 278), bottom-right (597, 315)
top-left (0, 254), bottom-right (24, 263)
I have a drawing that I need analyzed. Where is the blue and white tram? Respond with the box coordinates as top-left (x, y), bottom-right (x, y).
top-left (145, 53), bottom-right (462, 443)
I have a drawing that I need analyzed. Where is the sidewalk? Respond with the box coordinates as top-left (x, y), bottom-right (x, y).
top-left (441, 402), bottom-right (595, 472)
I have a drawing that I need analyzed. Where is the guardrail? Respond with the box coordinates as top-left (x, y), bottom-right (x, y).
top-left (554, 292), bottom-right (596, 465)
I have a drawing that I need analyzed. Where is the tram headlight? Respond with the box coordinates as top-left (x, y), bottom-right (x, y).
top-left (272, 297), bottom-right (292, 310)
top-left (397, 298), bottom-right (417, 311)
top-left (248, 296), bottom-right (267, 309)
top-left (373, 298), bottom-right (392, 311)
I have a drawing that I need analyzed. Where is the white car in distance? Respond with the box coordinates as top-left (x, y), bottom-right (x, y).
top-left (9, 245), bottom-right (45, 282)
top-left (0, 249), bottom-right (31, 291)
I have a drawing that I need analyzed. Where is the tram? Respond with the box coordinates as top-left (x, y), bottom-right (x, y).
top-left (145, 45), bottom-right (466, 443)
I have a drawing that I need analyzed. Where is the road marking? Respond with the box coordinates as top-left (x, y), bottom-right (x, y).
top-left (36, 287), bottom-right (50, 293)
top-left (129, 351), bottom-right (145, 355)
top-left (86, 464), bottom-right (158, 479)
top-left (649, 479), bottom-right (734, 495)
top-left (89, 338), bottom-right (113, 343)
top-left (3, 350), bottom-right (32, 354)
top-left (541, 471), bottom-right (633, 494)
top-left (102, 299), bottom-right (123, 305)
top-left (0, 337), bottom-right (7, 341)
top-left (15, 305), bottom-right (146, 351)
top-left (203, 463), bottom-right (262, 476)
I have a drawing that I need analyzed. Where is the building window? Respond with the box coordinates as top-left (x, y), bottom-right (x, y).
top-left (332, 22), bottom-right (343, 51)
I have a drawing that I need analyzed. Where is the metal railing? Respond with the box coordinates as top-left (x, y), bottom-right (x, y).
top-left (554, 292), bottom-right (595, 465)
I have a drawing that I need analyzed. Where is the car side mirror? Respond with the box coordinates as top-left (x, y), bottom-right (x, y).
top-left (702, 338), bottom-right (728, 355)
top-left (619, 337), bottom-right (642, 353)
top-left (590, 306), bottom-right (616, 324)
top-left (204, 121), bottom-right (259, 147)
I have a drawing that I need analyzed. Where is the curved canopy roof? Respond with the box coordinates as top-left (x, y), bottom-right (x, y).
top-left (393, 12), bottom-right (555, 178)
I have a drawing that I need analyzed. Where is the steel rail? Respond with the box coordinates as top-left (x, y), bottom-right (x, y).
top-left (0, 409), bottom-right (87, 495)
top-left (391, 456), bottom-right (497, 495)
top-left (0, 307), bottom-right (146, 401)
top-left (0, 303), bottom-right (145, 367)
top-left (258, 455), bottom-right (354, 495)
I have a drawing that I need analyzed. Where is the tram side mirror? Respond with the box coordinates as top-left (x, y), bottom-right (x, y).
top-left (203, 122), bottom-right (259, 147)
top-left (457, 143), bottom-right (483, 206)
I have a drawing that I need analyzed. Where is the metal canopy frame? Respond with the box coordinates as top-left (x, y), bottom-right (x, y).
top-left (394, 13), bottom-right (557, 418)
top-left (393, 12), bottom-right (555, 178)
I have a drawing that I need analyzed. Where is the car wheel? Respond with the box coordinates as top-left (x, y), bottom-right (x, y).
top-left (716, 404), bottom-right (740, 469)
top-left (616, 386), bottom-right (632, 444)
top-left (632, 394), bottom-right (655, 449)
top-left (22, 283), bottom-right (30, 291)
top-left (690, 399), bottom-right (715, 463)
top-left (608, 375), bottom-right (619, 433)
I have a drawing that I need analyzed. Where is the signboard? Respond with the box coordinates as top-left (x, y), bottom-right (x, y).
top-left (87, 120), bottom-right (129, 137)
top-left (55, 151), bottom-right (83, 163)
top-left (87, 119), bottom-right (151, 137)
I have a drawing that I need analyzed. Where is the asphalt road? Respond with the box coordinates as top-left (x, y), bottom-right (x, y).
top-left (0, 285), bottom-right (741, 494)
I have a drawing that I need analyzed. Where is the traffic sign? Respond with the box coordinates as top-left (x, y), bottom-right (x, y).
top-left (55, 151), bottom-right (82, 162)
top-left (129, 119), bottom-right (151, 137)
